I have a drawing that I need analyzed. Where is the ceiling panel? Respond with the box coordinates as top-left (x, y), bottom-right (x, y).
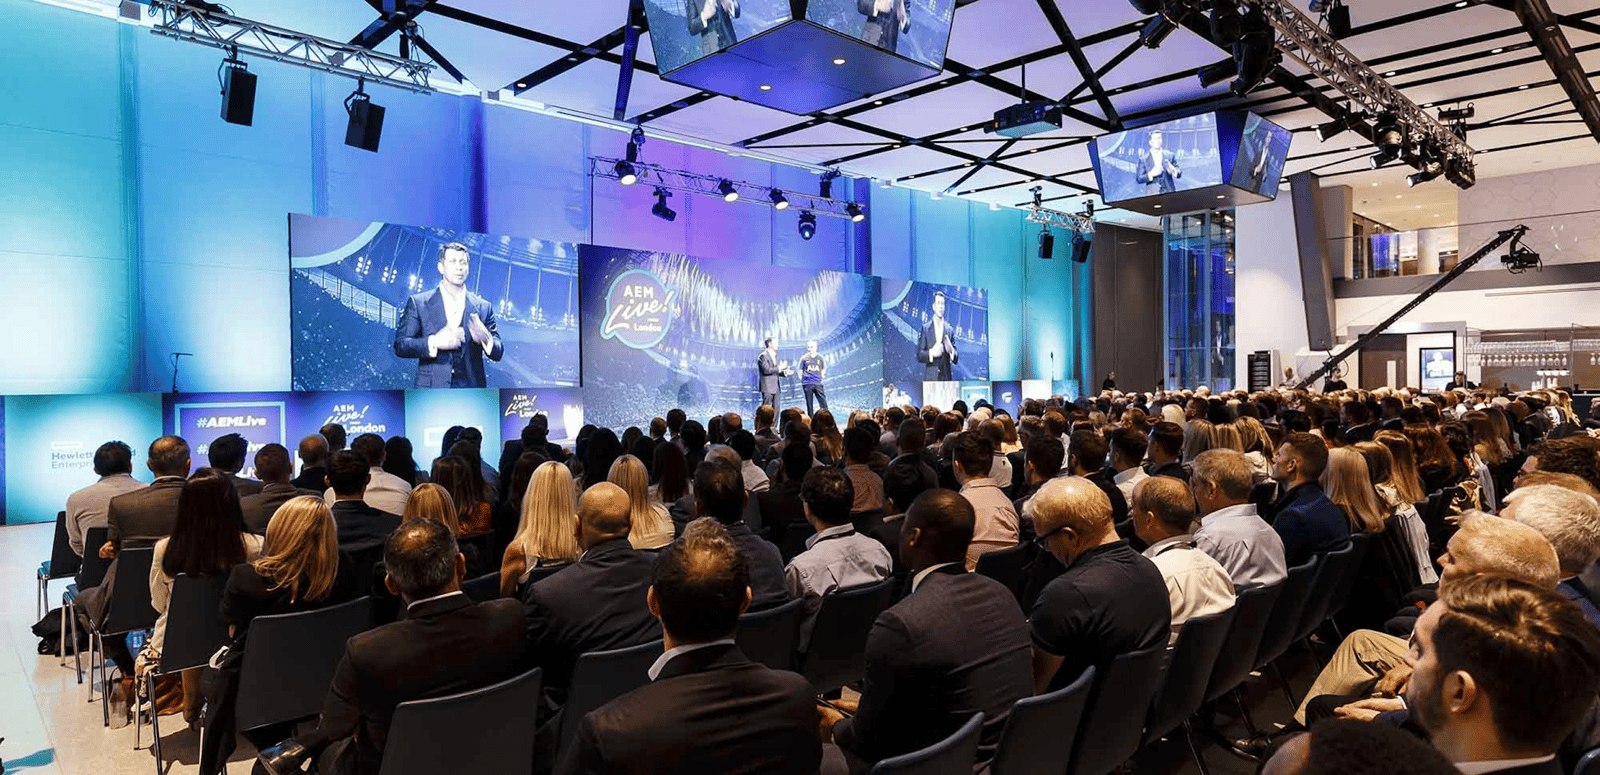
top-left (522, 58), bottom-right (699, 119)
top-left (454, 0), bottom-right (630, 46)
top-left (414, 13), bottom-right (568, 89)
top-left (656, 97), bottom-right (808, 146)
top-left (945, 0), bottom-right (1059, 67)
top-left (851, 80), bottom-right (1039, 138)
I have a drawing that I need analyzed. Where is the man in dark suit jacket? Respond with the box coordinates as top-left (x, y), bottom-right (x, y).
top-left (240, 443), bottom-right (320, 533)
top-left (1133, 129), bottom-right (1182, 194)
top-left (392, 241), bottom-right (504, 388)
top-left (558, 518), bottom-right (821, 775)
top-left (757, 338), bottom-right (787, 408)
top-left (827, 490), bottom-right (1033, 772)
top-left (1270, 433), bottom-right (1351, 566)
top-left (257, 520), bottom-right (527, 775)
top-left (916, 291), bottom-right (958, 381)
top-left (102, 435), bottom-right (191, 557)
top-left (523, 482), bottom-right (663, 720)
top-left (326, 450), bottom-right (402, 555)
top-left (209, 432), bottom-right (264, 498)
top-left (696, 458), bottom-right (791, 611)
top-left (758, 443), bottom-right (812, 550)
top-left (290, 433), bottom-right (330, 492)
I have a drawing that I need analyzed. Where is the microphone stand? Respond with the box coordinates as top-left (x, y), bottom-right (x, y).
top-left (171, 353), bottom-right (192, 394)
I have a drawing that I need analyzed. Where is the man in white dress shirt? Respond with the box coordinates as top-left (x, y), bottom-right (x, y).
top-left (784, 466), bottom-right (892, 651)
top-left (1132, 476), bottom-right (1235, 645)
top-left (324, 433), bottom-right (412, 516)
top-left (1189, 449), bottom-right (1287, 591)
top-left (64, 441), bottom-right (146, 556)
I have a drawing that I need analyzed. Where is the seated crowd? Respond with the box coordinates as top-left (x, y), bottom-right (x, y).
top-left (53, 383), bottom-right (1600, 775)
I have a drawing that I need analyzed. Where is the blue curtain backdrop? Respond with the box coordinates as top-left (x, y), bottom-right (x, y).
top-left (0, 0), bottom-right (1088, 397)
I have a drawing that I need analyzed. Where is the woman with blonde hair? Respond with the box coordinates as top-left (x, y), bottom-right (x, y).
top-left (1322, 446), bottom-right (1387, 534)
top-left (402, 482), bottom-right (460, 535)
top-left (1374, 430), bottom-right (1427, 504)
top-left (609, 454), bottom-right (674, 550)
top-left (1353, 442), bottom-right (1437, 584)
top-left (1182, 419), bottom-right (1215, 464)
top-left (499, 461), bottom-right (582, 597)
top-left (996, 413), bottom-right (1022, 454)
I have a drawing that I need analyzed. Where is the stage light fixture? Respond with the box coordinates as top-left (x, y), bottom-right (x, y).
top-left (846, 203), bottom-right (865, 223)
top-left (614, 160), bottom-right (638, 185)
top-left (1316, 115), bottom-right (1347, 142)
top-left (1369, 151), bottom-right (1396, 169)
top-left (219, 52), bottom-right (257, 126)
top-left (717, 179), bottom-right (739, 202)
top-left (1070, 231), bottom-right (1092, 264)
top-left (1373, 113), bottom-right (1406, 156)
top-left (1230, 8), bottom-right (1279, 96)
top-left (616, 127), bottom-right (644, 185)
top-left (1128, 0), bottom-right (1164, 14)
top-left (769, 189), bottom-right (790, 210)
top-left (343, 79), bottom-right (384, 152)
top-left (1211, 1), bottom-right (1245, 45)
top-left (1327, 2), bottom-right (1352, 37)
top-left (1037, 226), bottom-right (1055, 260)
top-left (651, 187), bottom-right (676, 222)
top-left (1197, 58), bottom-right (1239, 88)
top-left (798, 211), bottom-right (817, 240)
top-left (1139, 13), bottom-right (1179, 48)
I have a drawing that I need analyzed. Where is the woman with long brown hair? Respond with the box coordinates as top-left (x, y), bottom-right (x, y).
top-left (1373, 430), bottom-right (1427, 504)
top-left (1353, 441), bottom-right (1437, 584)
top-left (811, 409), bottom-right (844, 465)
top-left (1403, 425), bottom-right (1459, 494)
top-left (430, 454), bottom-right (493, 536)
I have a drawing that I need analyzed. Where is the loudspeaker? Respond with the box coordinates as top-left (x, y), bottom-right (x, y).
top-left (1037, 230), bottom-right (1055, 260)
top-left (220, 65), bottom-right (256, 126)
top-left (344, 98), bottom-right (385, 153)
top-left (1070, 233), bottom-right (1093, 263)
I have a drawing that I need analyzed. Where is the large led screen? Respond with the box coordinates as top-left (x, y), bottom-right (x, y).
top-left (806, 0), bottom-right (957, 69)
top-left (1090, 113), bottom-right (1223, 205)
top-left (290, 214), bottom-right (579, 391)
top-left (580, 245), bottom-right (883, 428)
top-left (880, 279), bottom-right (989, 391)
top-left (644, 0), bottom-right (793, 73)
top-left (162, 391), bottom-right (407, 477)
top-left (1230, 113), bottom-right (1293, 197)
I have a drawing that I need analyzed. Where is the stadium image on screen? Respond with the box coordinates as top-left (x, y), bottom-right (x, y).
top-left (643, 0), bottom-right (793, 73)
top-left (1230, 113), bottom-right (1293, 197)
top-left (1090, 113), bottom-right (1222, 204)
top-left (880, 278), bottom-right (989, 390)
top-left (806, 0), bottom-right (956, 69)
top-left (290, 214), bottom-right (580, 391)
top-left (580, 245), bottom-right (883, 429)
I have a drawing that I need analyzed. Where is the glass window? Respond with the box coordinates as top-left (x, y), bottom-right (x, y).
top-left (1163, 210), bottom-right (1235, 391)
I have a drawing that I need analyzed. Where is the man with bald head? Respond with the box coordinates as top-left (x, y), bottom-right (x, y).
top-left (291, 433), bottom-right (331, 491)
top-left (827, 490), bottom-right (1033, 771)
top-left (1132, 476), bottom-right (1236, 646)
top-left (1028, 477), bottom-right (1169, 693)
top-left (522, 481), bottom-right (662, 750)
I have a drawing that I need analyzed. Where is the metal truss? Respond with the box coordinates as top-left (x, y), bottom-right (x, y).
top-left (1243, 0), bottom-right (1474, 163)
top-left (148, 0), bottom-right (435, 94)
top-left (1025, 207), bottom-right (1095, 234)
top-left (588, 158), bottom-right (866, 220)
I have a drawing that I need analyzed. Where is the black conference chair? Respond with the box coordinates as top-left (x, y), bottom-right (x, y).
top-left (1203, 582), bottom-right (1284, 736)
top-left (461, 572), bottom-right (501, 603)
top-left (736, 596), bottom-right (804, 671)
top-left (1143, 608), bottom-right (1237, 775)
top-left (379, 667), bottom-right (542, 775)
top-left (986, 666), bottom-right (1094, 775)
top-left (89, 546), bottom-right (159, 724)
top-left (1291, 541), bottom-right (1361, 663)
top-left (973, 543), bottom-right (1032, 608)
top-left (1067, 644), bottom-right (1170, 775)
top-left (1575, 746), bottom-right (1600, 775)
top-left (555, 641), bottom-right (662, 763)
top-left (870, 712), bottom-right (984, 775)
top-left (141, 574), bottom-right (229, 772)
top-left (38, 510), bottom-right (80, 620)
top-left (62, 526), bottom-right (111, 678)
top-left (1323, 533), bottom-right (1376, 638)
top-left (1251, 558), bottom-right (1321, 708)
top-left (780, 522), bottom-right (817, 564)
top-left (797, 577), bottom-right (896, 694)
top-left (235, 596), bottom-right (373, 734)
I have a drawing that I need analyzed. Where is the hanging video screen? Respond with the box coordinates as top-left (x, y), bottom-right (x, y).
top-left (643, 0), bottom-right (794, 73)
top-left (580, 245), bottom-right (883, 428)
top-left (1230, 113), bottom-right (1293, 197)
top-left (289, 214), bottom-right (580, 391)
top-left (805, 0), bottom-right (957, 69)
top-left (1090, 113), bottom-right (1224, 204)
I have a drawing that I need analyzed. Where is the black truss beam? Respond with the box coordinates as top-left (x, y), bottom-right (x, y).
top-left (1034, 0), bottom-right (1120, 127)
top-left (1498, 0), bottom-right (1600, 142)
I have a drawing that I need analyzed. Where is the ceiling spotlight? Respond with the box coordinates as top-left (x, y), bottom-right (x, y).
top-left (343, 79), bottom-right (384, 152)
top-left (651, 187), bottom-right (676, 222)
top-left (832, 57), bottom-right (847, 65)
top-left (1037, 226), bottom-right (1055, 260)
top-left (1373, 113), bottom-right (1406, 156)
top-left (614, 159), bottom-right (638, 186)
top-left (1230, 7), bottom-right (1279, 96)
top-left (220, 51), bottom-right (257, 126)
top-left (717, 179), bottom-right (739, 202)
top-left (798, 211), bottom-right (817, 240)
top-left (1197, 58), bottom-right (1239, 88)
top-left (1139, 13), bottom-right (1179, 48)
top-left (758, 84), bottom-right (773, 91)
top-left (616, 127), bottom-right (644, 185)
top-left (1316, 114), bottom-right (1348, 142)
top-left (1211, 0), bottom-right (1245, 44)
top-left (1128, 0), bottom-right (1164, 14)
top-left (846, 202), bottom-right (865, 222)
top-left (1070, 231), bottom-right (1092, 264)
top-left (1406, 171), bottom-right (1439, 187)
top-left (769, 189), bottom-right (790, 210)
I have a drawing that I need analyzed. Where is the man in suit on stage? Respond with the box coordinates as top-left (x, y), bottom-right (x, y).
top-left (1133, 129), bottom-right (1182, 194)
top-left (686, 0), bottom-right (740, 57)
top-left (557, 518), bottom-right (821, 775)
top-left (825, 489), bottom-right (1033, 772)
top-left (858, 0), bottom-right (911, 53)
top-left (758, 337), bottom-right (790, 408)
top-left (916, 291), bottom-right (959, 381)
top-left (256, 519), bottom-right (527, 775)
top-left (392, 242), bottom-right (503, 389)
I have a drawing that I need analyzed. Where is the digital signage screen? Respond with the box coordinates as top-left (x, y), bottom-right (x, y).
top-left (643, 0), bottom-right (793, 73)
top-left (1090, 113), bottom-right (1224, 205)
top-left (805, 0), bottom-right (957, 69)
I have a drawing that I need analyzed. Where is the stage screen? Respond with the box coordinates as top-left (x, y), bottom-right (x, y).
top-left (499, 387), bottom-right (586, 448)
top-left (1230, 113), bottom-right (1293, 197)
top-left (644, 0), bottom-right (793, 73)
top-left (1420, 347), bottom-right (1455, 392)
top-left (580, 245), bottom-right (883, 429)
top-left (806, 0), bottom-right (956, 69)
top-left (289, 214), bottom-right (580, 392)
top-left (163, 390), bottom-right (407, 477)
top-left (880, 279), bottom-right (989, 395)
top-left (1090, 113), bottom-right (1223, 205)
top-left (990, 381), bottom-right (1022, 416)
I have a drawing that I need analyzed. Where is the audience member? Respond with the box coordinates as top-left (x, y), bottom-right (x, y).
top-left (1259, 719), bottom-right (1459, 775)
top-left (1028, 477), bottom-right (1169, 693)
top-left (786, 466), bottom-right (892, 651)
top-left (323, 434), bottom-right (411, 516)
top-left (64, 440), bottom-right (144, 556)
top-left (1108, 427), bottom-right (1150, 501)
top-left (1131, 476), bottom-right (1235, 645)
top-left (951, 432), bottom-right (1020, 570)
top-left (1503, 484), bottom-right (1600, 625)
top-left (429, 454), bottom-right (492, 536)
top-left (1145, 421), bottom-right (1187, 480)
top-left (1012, 433), bottom-right (1067, 531)
top-left (291, 434), bottom-right (331, 492)
top-left (209, 433), bottom-right (263, 497)
top-left (1270, 433), bottom-right (1351, 566)
top-left (1067, 429), bottom-right (1130, 526)
top-left (610, 454), bottom-right (674, 550)
top-left (695, 459), bottom-right (789, 610)
top-left (842, 425), bottom-right (887, 514)
top-left (500, 461), bottom-right (582, 598)
top-left (327, 449), bottom-right (403, 556)
top-left (557, 518), bottom-right (821, 775)
top-left (1321, 447), bottom-right (1387, 535)
top-left (651, 442), bottom-right (696, 529)
top-left (889, 419), bottom-right (938, 490)
top-left (100, 435), bottom-right (192, 567)
top-left (1190, 449), bottom-right (1288, 590)
top-left (240, 443), bottom-right (319, 533)
top-left (382, 436), bottom-right (425, 487)
top-left (320, 423), bottom-right (348, 454)
top-left (757, 442), bottom-right (812, 548)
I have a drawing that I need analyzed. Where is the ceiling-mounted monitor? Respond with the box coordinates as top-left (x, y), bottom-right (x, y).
top-left (1089, 111), bottom-right (1293, 215)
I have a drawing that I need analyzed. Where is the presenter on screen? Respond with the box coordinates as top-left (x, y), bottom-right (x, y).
top-left (758, 337), bottom-right (791, 408)
top-left (1134, 129), bottom-right (1181, 194)
top-left (392, 241), bottom-right (503, 388)
top-left (800, 340), bottom-right (828, 415)
top-left (916, 291), bottom-right (959, 381)
top-left (686, 0), bottom-right (740, 56)
top-left (858, 0), bottom-right (910, 53)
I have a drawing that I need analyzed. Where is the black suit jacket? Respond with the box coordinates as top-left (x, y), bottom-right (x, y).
top-left (107, 477), bottom-right (186, 546)
top-left (756, 481), bottom-right (807, 543)
top-left (833, 566), bottom-right (1033, 767)
top-left (758, 350), bottom-right (782, 396)
top-left (916, 319), bottom-right (959, 381)
top-left (330, 500), bottom-right (402, 555)
top-left (558, 643), bottom-right (820, 775)
top-left (522, 538), bottom-right (663, 710)
top-left (724, 521), bottom-right (790, 611)
top-left (1271, 482), bottom-right (1351, 567)
top-left (240, 482), bottom-right (321, 533)
top-left (304, 594), bottom-right (527, 775)
top-left (291, 465), bottom-right (328, 492)
top-left (230, 474), bottom-right (264, 499)
top-left (392, 287), bottom-right (504, 388)
top-left (1145, 460), bottom-right (1187, 480)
